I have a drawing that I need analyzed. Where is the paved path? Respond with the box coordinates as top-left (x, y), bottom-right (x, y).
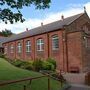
top-left (68, 84), bottom-right (90, 90)
top-left (62, 73), bottom-right (90, 90)
top-left (62, 73), bottom-right (86, 85)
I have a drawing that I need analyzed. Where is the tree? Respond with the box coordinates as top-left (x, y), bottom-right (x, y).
top-left (0, 29), bottom-right (14, 37)
top-left (0, 0), bottom-right (51, 24)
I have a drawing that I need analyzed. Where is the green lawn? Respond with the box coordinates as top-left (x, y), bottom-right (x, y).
top-left (0, 58), bottom-right (61, 90)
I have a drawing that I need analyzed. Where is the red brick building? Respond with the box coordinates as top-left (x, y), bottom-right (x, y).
top-left (3, 12), bottom-right (90, 73)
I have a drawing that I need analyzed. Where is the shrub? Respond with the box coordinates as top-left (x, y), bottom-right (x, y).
top-left (20, 61), bottom-right (33, 70)
top-left (0, 53), bottom-right (5, 58)
top-left (47, 58), bottom-right (56, 69)
top-left (42, 61), bottom-right (55, 71)
top-left (5, 57), bottom-right (13, 63)
top-left (12, 59), bottom-right (24, 67)
top-left (11, 59), bottom-right (34, 70)
top-left (9, 58), bottom-right (56, 72)
top-left (33, 59), bottom-right (43, 72)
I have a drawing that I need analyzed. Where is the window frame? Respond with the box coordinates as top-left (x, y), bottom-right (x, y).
top-left (26, 40), bottom-right (31, 53)
top-left (17, 42), bottom-right (22, 53)
top-left (10, 44), bottom-right (14, 53)
top-left (36, 38), bottom-right (44, 51)
top-left (52, 35), bottom-right (59, 50)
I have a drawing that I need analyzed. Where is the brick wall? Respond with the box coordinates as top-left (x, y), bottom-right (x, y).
top-left (48, 30), bottom-right (64, 71)
top-left (67, 32), bottom-right (83, 72)
top-left (34, 34), bottom-right (48, 59)
top-left (24, 37), bottom-right (35, 60)
top-left (8, 42), bottom-right (16, 59)
top-left (2, 13), bottom-right (90, 72)
top-left (3, 30), bottom-right (65, 71)
top-left (65, 13), bottom-right (90, 72)
top-left (15, 40), bottom-right (24, 60)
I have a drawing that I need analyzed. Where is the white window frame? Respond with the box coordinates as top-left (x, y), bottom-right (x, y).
top-left (52, 35), bottom-right (59, 50)
top-left (17, 42), bottom-right (22, 53)
top-left (36, 38), bottom-right (44, 51)
top-left (26, 40), bottom-right (31, 52)
top-left (10, 44), bottom-right (14, 53)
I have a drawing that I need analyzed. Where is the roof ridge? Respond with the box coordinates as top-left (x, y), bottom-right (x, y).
top-left (32, 13), bottom-right (84, 29)
top-left (17, 13), bottom-right (84, 35)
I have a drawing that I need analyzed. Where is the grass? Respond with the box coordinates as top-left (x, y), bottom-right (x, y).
top-left (0, 58), bottom-right (61, 90)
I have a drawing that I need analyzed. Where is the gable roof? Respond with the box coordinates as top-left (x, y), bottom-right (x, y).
top-left (3, 13), bottom-right (85, 43)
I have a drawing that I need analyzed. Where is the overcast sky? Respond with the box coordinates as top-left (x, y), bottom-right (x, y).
top-left (0, 0), bottom-right (90, 34)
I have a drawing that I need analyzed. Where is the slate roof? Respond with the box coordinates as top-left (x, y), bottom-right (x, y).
top-left (3, 13), bottom-right (84, 43)
top-left (0, 37), bottom-right (7, 47)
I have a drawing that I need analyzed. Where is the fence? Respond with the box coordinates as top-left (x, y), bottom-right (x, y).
top-left (0, 75), bottom-right (51, 90)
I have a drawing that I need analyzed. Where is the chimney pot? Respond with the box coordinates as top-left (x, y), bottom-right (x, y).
top-left (84, 6), bottom-right (86, 13)
top-left (61, 15), bottom-right (64, 20)
top-left (41, 22), bottom-right (43, 26)
top-left (26, 28), bottom-right (28, 31)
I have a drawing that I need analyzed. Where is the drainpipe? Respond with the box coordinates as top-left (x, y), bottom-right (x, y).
top-left (63, 26), bottom-right (69, 72)
top-left (65, 31), bottom-right (69, 72)
top-left (15, 41), bottom-right (16, 59)
top-left (33, 37), bottom-right (35, 60)
top-left (23, 39), bottom-right (25, 60)
top-left (47, 33), bottom-right (50, 58)
top-left (62, 31), bottom-right (65, 72)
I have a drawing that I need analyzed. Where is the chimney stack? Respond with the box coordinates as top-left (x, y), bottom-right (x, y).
top-left (26, 28), bottom-right (28, 31)
top-left (61, 15), bottom-right (64, 20)
top-left (41, 22), bottom-right (43, 26)
top-left (84, 6), bottom-right (86, 13)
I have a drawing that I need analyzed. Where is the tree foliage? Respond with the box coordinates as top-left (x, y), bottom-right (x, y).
top-left (0, 29), bottom-right (14, 37)
top-left (0, 0), bottom-right (51, 24)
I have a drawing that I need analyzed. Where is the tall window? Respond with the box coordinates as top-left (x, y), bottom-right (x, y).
top-left (10, 44), bottom-right (14, 53)
top-left (52, 35), bottom-right (59, 50)
top-left (84, 37), bottom-right (90, 48)
top-left (4, 46), bottom-right (7, 54)
top-left (17, 42), bottom-right (22, 53)
top-left (83, 26), bottom-right (89, 34)
top-left (36, 38), bottom-right (44, 51)
top-left (26, 40), bottom-right (31, 52)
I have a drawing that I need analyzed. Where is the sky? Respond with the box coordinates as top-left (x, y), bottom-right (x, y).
top-left (0, 0), bottom-right (90, 34)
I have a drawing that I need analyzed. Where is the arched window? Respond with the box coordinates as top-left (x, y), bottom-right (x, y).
top-left (36, 38), bottom-right (44, 51)
top-left (17, 42), bottom-right (22, 53)
top-left (52, 35), bottom-right (59, 50)
top-left (10, 44), bottom-right (14, 53)
top-left (26, 40), bottom-right (31, 52)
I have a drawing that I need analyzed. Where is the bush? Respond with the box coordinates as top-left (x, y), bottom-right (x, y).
top-left (0, 53), bottom-right (5, 58)
top-left (20, 61), bottom-right (33, 70)
top-left (4, 57), bottom-right (13, 63)
top-left (12, 59), bottom-right (24, 67)
top-left (42, 61), bottom-right (55, 71)
top-left (9, 58), bottom-right (56, 72)
top-left (33, 59), bottom-right (43, 72)
top-left (11, 59), bottom-right (34, 70)
top-left (47, 58), bottom-right (56, 69)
